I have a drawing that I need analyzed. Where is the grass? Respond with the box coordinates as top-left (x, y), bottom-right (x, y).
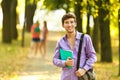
top-left (0, 29), bottom-right (30, 78)
top-left (0, 29), bottom-right (120, 80)
top-left (95, 40), bottom-right (120, 80)
top-left (0, 40), bottom-right (28, 77)
top-left (95, 62), bottom-right (119, 80)
top-left (95, 54), bottom-right (120, 80)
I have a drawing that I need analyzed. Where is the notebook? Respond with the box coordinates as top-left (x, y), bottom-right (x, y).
top-left (60, 48), bottom-right (73, 68)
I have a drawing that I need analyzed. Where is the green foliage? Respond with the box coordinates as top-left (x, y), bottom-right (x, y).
top-left (26, 0), bottom-right (40, 4)
top-left (43, 0), bottom-right (74, 12)
top-left (43, 0), bottom-right (64, 10)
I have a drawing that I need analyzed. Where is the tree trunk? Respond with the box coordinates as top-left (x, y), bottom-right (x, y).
top-left (21, 19), bottom-right (26, 47)
top-left (10, 0), bottom-right (18, 39)
top-left (92, 0), bottom-right (100, 53)
top-left (74, 0), bottom-right (83, 32)
top-left (99, 0), bottom-right (112, 62)
top-left (92, 16), bottom-right (100, 53)
top-left (118, 0), bottom-right (120, 75)
top-left (25, 3), bottom-right (36, 32)
top-left (1, 0), bottom-right (12, 43)
top-left (86, 0), bottom-right (91, 35)
top-left (86, 14), bottom-right (90, 35)
top-left (21, 0), bottom-right (27, 47)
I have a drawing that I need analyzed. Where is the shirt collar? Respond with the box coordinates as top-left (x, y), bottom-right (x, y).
top-left (76, 31), bottom-right (81, 40)
top-left (63, 31), bottom-right (81, 40)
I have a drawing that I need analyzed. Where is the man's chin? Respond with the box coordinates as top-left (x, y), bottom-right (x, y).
top-left (67, 31), bottom-right (74, 33)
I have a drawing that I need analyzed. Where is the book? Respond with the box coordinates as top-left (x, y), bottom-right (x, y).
top-left (59, 48), bottom-right (73, 68)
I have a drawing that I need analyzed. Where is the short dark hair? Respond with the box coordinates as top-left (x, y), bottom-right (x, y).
top-left (62, 13), bottom-right (76, 24)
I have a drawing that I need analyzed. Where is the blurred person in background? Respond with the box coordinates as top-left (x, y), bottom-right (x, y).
top-left (40, 21), bottom-right (49, 59)
top-left (29, 21), bottom-right (41, 58)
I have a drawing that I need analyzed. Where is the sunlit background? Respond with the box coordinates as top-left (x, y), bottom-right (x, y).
top-left (0, 0), bottom-right (67, 31)
top-left (0, 0), bottom-right (96, 32)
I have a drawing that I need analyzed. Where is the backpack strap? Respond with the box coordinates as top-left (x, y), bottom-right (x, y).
top-left (76, 34), bottom-right (84, 70)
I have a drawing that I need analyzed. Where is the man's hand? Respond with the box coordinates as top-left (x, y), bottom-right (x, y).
top-left (65, 57), bottom-right (74, 67)
top-left (75, 68), bottom-right (86, 77)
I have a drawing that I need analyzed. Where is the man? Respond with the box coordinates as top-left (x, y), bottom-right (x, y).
top-left (53, 13), bottom-right (97, 80)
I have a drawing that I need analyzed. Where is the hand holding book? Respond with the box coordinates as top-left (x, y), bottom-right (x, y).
top-left (65, 57), bottom-right (74, 68)
top-left (60, 49), bottom-right (73, 68)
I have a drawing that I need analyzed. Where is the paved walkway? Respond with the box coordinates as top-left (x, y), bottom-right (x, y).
top-left (13, 58), bottom-right (61, 80)
top-left (9, 31), bottom-right (64, 80)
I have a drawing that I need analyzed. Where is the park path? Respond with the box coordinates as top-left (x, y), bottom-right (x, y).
top-left (10, 31), bottom-right (64, 80)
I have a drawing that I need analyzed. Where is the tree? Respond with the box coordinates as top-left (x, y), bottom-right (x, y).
top-left (1, 0), bottom-right (18, 43)
top-left (21, 19), bottom-right (26, 47)
top-left (118, 0), bottom-right (120, 76)
top-left (92, 15), bottom-right (100, 53)
top-left (10, 0), bottom-right (18, 39)
top-left (1, 0), bottom-right (12, 43)
top-left (86, 0), bottom-right (91, 35)
top-left (92, 0), bottom-right (100, 53)
top-left (98, 0), bottom-right (112, 62)
top-left (43, 0), bottom-right (71, 13)
top-left (74, 0), bottom-right (83, 32)
top-left (25, 0), bottom-right (37, 32)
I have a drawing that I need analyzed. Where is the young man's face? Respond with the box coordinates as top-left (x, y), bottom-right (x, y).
top-left (62, 18), bottom-right (76, 33)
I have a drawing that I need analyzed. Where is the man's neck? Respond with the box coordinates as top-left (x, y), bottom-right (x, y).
top-left (66, 30), bottom-right (76, 39)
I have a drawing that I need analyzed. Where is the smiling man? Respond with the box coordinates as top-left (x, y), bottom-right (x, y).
top-left (53, 13), bottom-right (97, 80)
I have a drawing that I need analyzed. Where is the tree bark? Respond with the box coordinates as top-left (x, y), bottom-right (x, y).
top-left (86, 14), bottom-right (90, 35)
top-left (92, 16), bottom-right (100, 53)
top-left (92, 0), bottom-right (100, 53)
top-left (86, 0), bottom-right (91, 35)
top-left (21, 19), bottom-right (26, 47)
top-left (74, 0), bottom-right (83, 32)
top-left (25, 3), bottom-right (36, 32)
top-left (1, 0), bottom-right (12, 43)
top-left (99, 0), bottom-right (112, 62)
top-left (10, 0), bottom-right (18, 39)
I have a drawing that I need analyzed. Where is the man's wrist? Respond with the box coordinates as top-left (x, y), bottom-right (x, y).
top-left (83, 68), bottom-right (87, 72)
top-left (78, 68), bottom-right (86, 75)
top-left (65, 61), bottom-right (67, 66)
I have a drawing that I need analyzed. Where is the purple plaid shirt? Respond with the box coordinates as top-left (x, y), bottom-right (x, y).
top-left (53, 31), bottom-right (97, 80)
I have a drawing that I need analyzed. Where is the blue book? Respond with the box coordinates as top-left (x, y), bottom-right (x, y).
top-left (60, 48), bottom-right (73, 68)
